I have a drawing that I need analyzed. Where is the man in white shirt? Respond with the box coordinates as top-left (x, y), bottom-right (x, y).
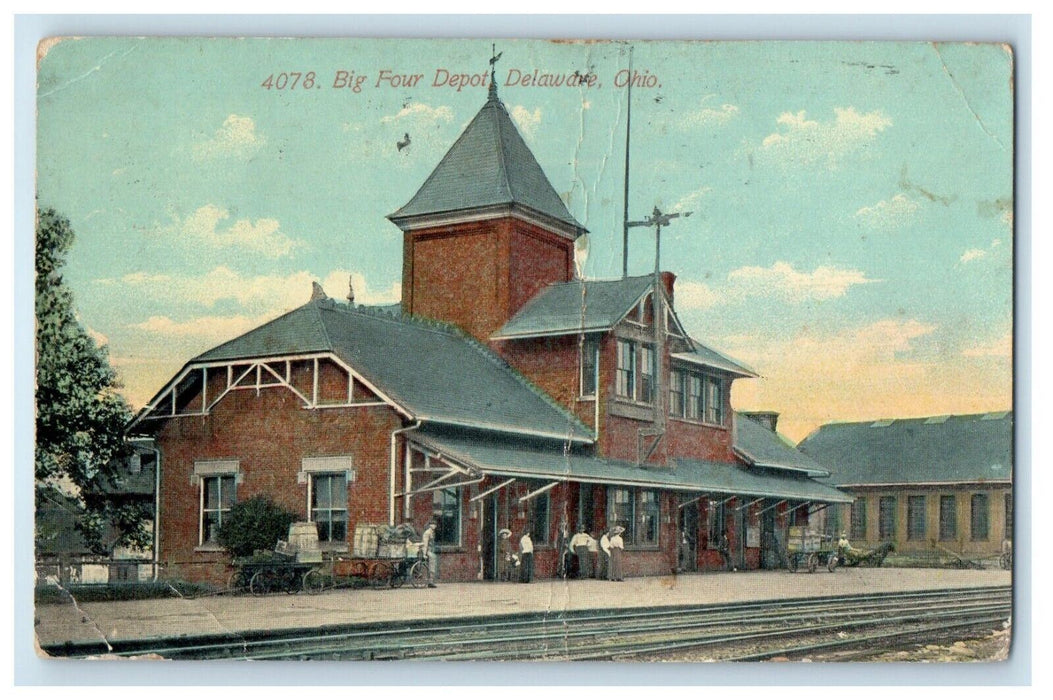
top-left (568, 525), bottom-right (593, 579)
top-left (420, 521), bottom-right (438, 587)
top-left (519, 530), bottom-right (534, 583)
top-left (599, 529), bottom-right (611, 580)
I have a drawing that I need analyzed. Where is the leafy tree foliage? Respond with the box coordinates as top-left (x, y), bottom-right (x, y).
top-left (35, 208), bottom-right (148, 553)
top-left (217, 496), bottom-right (297, 558)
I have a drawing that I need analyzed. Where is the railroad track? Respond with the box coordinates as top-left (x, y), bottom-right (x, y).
top-left (41, 585), bottom-right (1010, 662)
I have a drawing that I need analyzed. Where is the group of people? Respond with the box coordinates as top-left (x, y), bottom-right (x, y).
top-left (497, 528), bottom-right (538, 583)
top-left (566, 524), bottom-right (627, 581)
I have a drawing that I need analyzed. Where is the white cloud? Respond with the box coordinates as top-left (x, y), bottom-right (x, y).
top-left (130, 314), bottom-right (264, 340)
top-left (86, 326), bottom-right (109, 348)
top-left (854, 194), bottom-right (919, 229)
top-left (962, 333), bottom-right (1012, 359)
top-left (681, 102), bottom-right (739, 128)
top-left (380, 103), bottom-right (453, 125)
top-left (673, 186), bottom-right (712, 214)
top-left (509, 106), bottom-right (542, 138)
top-left (106, 267), bottom-right (400, 315)
top-left (727, 261), bottom-right (879, 302)
top-left (192, 114), bottom-right (264, 160)
top-left (675, 280), bottom-right (719, 310)
top-left (959, 248), bottom-right (987, 264)
top-left (759, 107), bottom-right (892, 168)
top-left (174, 205), bottom-right (303, 259)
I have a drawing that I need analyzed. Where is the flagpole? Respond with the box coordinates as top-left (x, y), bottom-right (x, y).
top-left (622, 45), bottom-right (633, 279)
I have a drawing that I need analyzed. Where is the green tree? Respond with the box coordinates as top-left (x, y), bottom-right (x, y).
top-left (217, 496), bottom-right (297, 558)
top-left (35, 208), bottom-right (148, 553)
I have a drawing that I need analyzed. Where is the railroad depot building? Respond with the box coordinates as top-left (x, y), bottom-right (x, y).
top-left (798, 412), bottom-right (1013, 561)
top-left (128, 87), bottom-right (851, 584)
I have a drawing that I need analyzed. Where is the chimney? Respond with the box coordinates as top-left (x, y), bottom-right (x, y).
top-left (660, 271), bottom-right (676, 304)
top-left (743, 411), bottom-right (780, 433)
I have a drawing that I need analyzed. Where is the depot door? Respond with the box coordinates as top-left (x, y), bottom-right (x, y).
top-left (678, 501), bottom-right (699, 572)
top-left (482, 494), bottom-right (497, 581)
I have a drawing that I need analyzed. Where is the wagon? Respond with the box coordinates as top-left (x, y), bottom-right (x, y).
top-left (785, 526), bottom-right (839, 573)
top-left (340, 523), bottom-right (431, 589)
top-left (228, 522), bottom-right (327, 595)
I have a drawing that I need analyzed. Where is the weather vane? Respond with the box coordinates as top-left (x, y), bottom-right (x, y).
top-left (488, 43), bottom-right (503, 100)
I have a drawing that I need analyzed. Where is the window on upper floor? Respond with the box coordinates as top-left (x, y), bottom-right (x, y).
top-left (616, 340), bottom-right (636, 400)
top-left (706, 376), bottom-right (724, 425)
top-left (668, 368), bottom-right (725, 427)
top-left (639, 344), bottom-right (655, 404)
top-left (669, 370), bottom-right (685, 417)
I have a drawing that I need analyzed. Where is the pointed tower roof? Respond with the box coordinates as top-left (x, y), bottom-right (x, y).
top-left (388, 94), bottom-right (585, 237)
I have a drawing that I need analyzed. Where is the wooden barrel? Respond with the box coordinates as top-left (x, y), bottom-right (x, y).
top-left (288, 522), bottom-right (320, 553)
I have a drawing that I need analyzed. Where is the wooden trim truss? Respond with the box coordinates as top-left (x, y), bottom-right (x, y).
top-left (129, 352), bottom-right (409, 429)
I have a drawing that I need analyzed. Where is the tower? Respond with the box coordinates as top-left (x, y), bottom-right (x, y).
top-left (388, 84), bottom-right (586, 343)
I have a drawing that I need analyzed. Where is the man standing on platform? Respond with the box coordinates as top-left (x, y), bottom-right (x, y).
top-left (519, 530), bottom-right (534, 583)
top-left (599, 529), bottom-right (612, 580)
top-left (421, 521), bottom-right (439, 587)
top-left (568, 525), bottom-right (593, 579)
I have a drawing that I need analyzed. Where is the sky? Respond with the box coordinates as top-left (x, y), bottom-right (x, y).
top-left (35, 38), bottom-right (1014, 442)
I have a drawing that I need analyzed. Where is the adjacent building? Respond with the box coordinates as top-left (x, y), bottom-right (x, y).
top-left (798, 412), bottom-right (1013, 560)
top-left (128, 84), bottom-right (851, 584)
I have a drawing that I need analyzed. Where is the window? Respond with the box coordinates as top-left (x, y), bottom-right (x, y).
top-left (639, 345), bottom-right (655, 404)
top-left (1005, 492), bottom-right (1013, 537)
top-left (637, 490), bottom-right (660, 546)
top-left (580, 337), bottom-right (599, 397)
top-left (825, 505), bottom-right (842, 537)
top-left (606, 487), bottom-right (661, 548)
top-left (616, 340), bottom-right (636, 399)
top-left (939, 495), bottom-right (957, 541)
top-left (850, 498), bottom-right (867, 540)
top-left (971, 493), bottom-right (989, 541)
top-left (578, 484), bottom-right (595, 532)
top-left (688, 374), bottom-right (704, 421)
top-left (907, 495), bottom-right (926, 540)
top-left (310, 473), bottom-right (348, 543)
top-left (878, 496), bottom-right (896, 540)
top-left (201, 474), bottom-right (236, 546)
top-left (706, 376), bottom-right (724, 425)
top-left (432, 487), bottom-right (462, 547)
top-left (669, 371), bottom-right (685, 418)
top-left (531, 491), bottom-right (551, 544)
top-left (707, 498), bottom-right (726, 549)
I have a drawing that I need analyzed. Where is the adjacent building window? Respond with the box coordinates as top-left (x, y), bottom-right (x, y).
top-left (639, 344), bottom-right (656, 404)
top-left (310, 472), bottom-right (348, 543)
top-left (939, 495), bottom-right (957, 541)
top-left (580, 337), bottom-right (599, 398)
top-left (878, 496), bottom-right (897, 540)
top-left (607, 487), bottom-right (661, 548)
top-left (669, 371), bottom-right (685, 417)
top-left (201, 474), bottom-right (236, 546)
top-left (907, 495), bottom-right (927, 540)
top-left (1005, 492), bottom-right (1013, 538)
top-left (850, 498), bottom-right (867, 540)
top-left (616, 340), bottom-right (636, 399)
top-left (970, 493), bottom-right (989, 541)
top-left (433, 487), bottom-right (462, 547)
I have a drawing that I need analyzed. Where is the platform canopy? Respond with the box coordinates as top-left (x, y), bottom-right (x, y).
top-left (408, 426), bottom-right (853, 504)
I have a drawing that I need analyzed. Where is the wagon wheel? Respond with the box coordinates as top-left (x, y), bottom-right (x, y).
top-left (282, 568), bottom-right (299, 593)
top-left (409, 560), bottom-right (430, 589)
top-left (249, 569), bottom-right (277, 596)
top-left (349, 561), bottom-right (369, 579)
top-left (807, 553), bottom-right (819, 573)
top-left (302, 568), bottom-right (326, 594)
top-left (227, 569), bottom-right (249, 592)
top-left (827, 554), bottom-right (839, 573)
top-left (787, 554), bottom-right (798, 573)
top-left (390, 562), bottom-right (407, 589)
top-left (369, 561), bottom-right (393, 589)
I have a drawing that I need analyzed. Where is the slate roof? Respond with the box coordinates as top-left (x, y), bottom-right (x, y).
top-left (388, 96), bottom-right (583, 233)
top-left (492, 276), bottom-right (655, 339)
top-left (733, 415), bottom-right (829, 477)
top-left (798, 412), bottom-right (1013, 486)
top-left (410, 425), bottom-right (851, 503)
top-left (160, 299), bottom-right (594, 443)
